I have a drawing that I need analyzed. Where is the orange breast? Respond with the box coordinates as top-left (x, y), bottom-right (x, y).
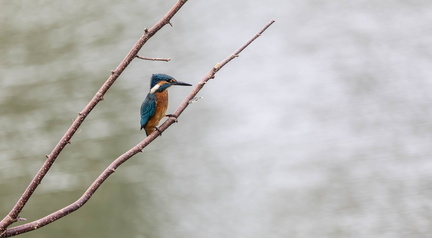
top-left (144, 90), bottom-right (168, 135)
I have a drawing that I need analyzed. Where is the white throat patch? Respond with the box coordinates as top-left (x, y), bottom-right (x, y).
top-left (150, 84), bottom-right (161, 94)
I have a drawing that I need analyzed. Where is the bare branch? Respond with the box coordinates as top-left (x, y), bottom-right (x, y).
top-left (163, 20), bottom-right (276, 120)
top-left (1, 19), bottom-right (275, 237)
top-left (136, 55), bottom-right (171, 62)
top-left (0, 0), bottom-right (189, 236)
top-left (213, 19), bottom-right (275, 72)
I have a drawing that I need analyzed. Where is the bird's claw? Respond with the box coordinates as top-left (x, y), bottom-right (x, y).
top-left (166, 114), bottom-right (178, 123)
top-left (154, 127), bottom-right (162, 136)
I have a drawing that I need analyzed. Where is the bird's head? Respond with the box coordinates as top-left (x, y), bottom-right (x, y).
top-left (150, 74), bottom-right (192, 93)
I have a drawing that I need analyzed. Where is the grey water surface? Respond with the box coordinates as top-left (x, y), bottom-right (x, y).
top-left (1, 1), bottom-right (432, 238)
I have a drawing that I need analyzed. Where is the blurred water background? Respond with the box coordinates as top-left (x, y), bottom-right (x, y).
top-left (1, 0), bottom-right (432, 237)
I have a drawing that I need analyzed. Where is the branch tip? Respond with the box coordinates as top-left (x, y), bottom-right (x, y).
top-left (136, 55), bottom-right (171, 62)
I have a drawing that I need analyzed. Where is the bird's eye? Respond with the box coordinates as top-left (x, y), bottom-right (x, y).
top-left (169, 79), bottom-right (175, 83)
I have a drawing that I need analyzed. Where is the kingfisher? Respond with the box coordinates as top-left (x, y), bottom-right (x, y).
top-left (140, 73), bottom-right (192, 136)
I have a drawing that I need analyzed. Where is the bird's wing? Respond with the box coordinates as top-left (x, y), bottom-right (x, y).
top-left (140, 93), bottom-right (156, 130)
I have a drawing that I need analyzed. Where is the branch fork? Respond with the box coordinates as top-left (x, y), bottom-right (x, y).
top-left (0, 4), bottom-right (275, 235)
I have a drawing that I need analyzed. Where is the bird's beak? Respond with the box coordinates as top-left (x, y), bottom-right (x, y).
top-left (172, 80), bottom-right (192, 86)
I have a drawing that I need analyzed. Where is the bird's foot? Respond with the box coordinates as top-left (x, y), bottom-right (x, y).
top-left (154, 126), bottom-right (163, 136)
top-left (166, 114), bottom-right (178, 123)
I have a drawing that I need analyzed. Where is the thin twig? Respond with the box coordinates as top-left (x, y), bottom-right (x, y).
top-left (1, 19), bottom-right (275, 237)
top-left (136, 55), bottom-right (171, 62)
top-left (163, 19), bottom-right (276, 119)
top-left (0, 0), bottom-right (188, 236)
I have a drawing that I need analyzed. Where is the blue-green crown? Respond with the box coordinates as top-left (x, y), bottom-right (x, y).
top-left (150, 74), bottom-right (174, 88)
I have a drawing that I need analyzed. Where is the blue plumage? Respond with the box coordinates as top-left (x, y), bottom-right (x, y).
top-left (150, 73), bottom-right (174, 88)
top-left (140, 93), bottom-right (156, 130)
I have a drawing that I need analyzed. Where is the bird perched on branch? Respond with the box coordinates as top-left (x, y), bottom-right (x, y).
top-left (140, 74), bottom-right (192, 136)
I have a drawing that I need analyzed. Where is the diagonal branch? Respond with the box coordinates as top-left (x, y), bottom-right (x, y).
top-left (165, 19), bottom-right (276, 120)
top-left (0, 0), bottom-right (188, 235)
top-left (1, 19), bottom-right (275, 238)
